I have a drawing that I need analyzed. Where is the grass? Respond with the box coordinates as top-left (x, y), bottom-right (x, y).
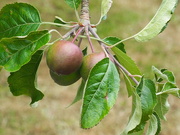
top-left (0, 0), bottom-right (180, 135)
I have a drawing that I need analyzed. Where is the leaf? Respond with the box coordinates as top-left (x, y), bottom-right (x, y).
top-left (0, 3), bottom-right (41, 40)
top-left (122, 71), bottom-right (135, 96)
top-left (129, 78), bottom-right (157, 133)
top-left (136, 78), bottom-right (157, 122)
top-left (103, 37), bottom-right (126, 53)
top-left (146, 114), bottom-right (158, 135)
top-left (152, 66), bottom-right (180, 98)
top-left (8, 50), bottom-right (44, 105)
top-left (155, 94), bottom-right (169, 120)
top-left (82, 47), bottom-right (88, 56)
top-left (121, 91), bottom-right (142, 135)
top-left (97, 0), bottom-right (113, 24)
top-left (81, 58), bottom-right (120, 129)
top-left (68, 79), bottom-right (85, 106)
top-left (54, 16), bottom-right (68, 25)
top-left (112, 47), bottom-right (142, 86)
top-left (54, 16), bottom-right (76, 27)
top-left (152, 66), bottom-right (175, 83)
top-left (153, 112), bottom-right (161, 135)
top-left (162, 70), bottom-right (175, 84)
top-left (135, 0), bottom-right (178, 42)
top-left (162, 82), bottom-right (180, 98)
top-left (155, 84), bottom-right (170, 120)
top-left (0, 30), bottom-right (51, 72)
top-left (65, 0), bottom-right (82, 9)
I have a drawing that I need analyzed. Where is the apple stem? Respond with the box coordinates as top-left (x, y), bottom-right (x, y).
top-left (63, 25), bottom-right (79, 40)
top-left (88, 26), bottom-right (139, 86)
top-left (85, 25), bottom-right (95, 53)
top-left (78, 36), bottom-right (84, 47)
top-left (72, 27), bottom-right (84, 43)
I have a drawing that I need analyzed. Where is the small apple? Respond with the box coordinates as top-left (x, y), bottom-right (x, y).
top-left (80, 52), bottom-right (106, 80)
top-left (46, 40), bottom-right (83, 75)
top-left (49, 70), bottom-right (81, 86)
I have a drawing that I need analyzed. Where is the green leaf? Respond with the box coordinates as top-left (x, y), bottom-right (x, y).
top-left (155, 84), bottom-right (170, 120)
top-left (122, 71), bottom-right (135, 96)
top-left (153, 112), bottom-right (161, 135)
top-left (162, 82), bottom-right (180, 98)
top-left (129, 78), bottom-right (157, 133)
top-left (54, 16), bottom-right (76, 27)
top-left (152, 66), bottom-right (180, 98)
top-left (54, 16), bottom-right (68, 25)
top-left (136, 78), bottom-right (157, 122)
top-left (68, 79), bottom-right (85, 106)
top-left (135, 0), bottom-right (178, 42)
top-left (121, 91), bottom-right (142, 135)
top-left (82, 47), bottom-right (88, 56)
top-left (112, 47), bottom-right (142, 86)
top-left (152, 66), bottom-right (175, 83)
top-left (146, 114), bottom-right (158, 135)
top-left (155, 94), bottom-right (169, 120)
top-left (162, 70), bottom-right (175, 84)
top-left (81, 58), bottom-right (120, 129)
top-left (97, 0), bottom-right (113, 24)
top-left (0, 3), bottom-right (41, 40)
top-left (65, 0), bottom-right (82, 9)
top-left (8, 50), bottom-right (44, 105)
top-left (103, 37), bottom-right (126, 53)
top-left (0, 30), bottom-right (51, 72)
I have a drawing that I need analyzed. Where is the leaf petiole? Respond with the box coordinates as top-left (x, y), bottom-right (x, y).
top-left (41, 22), bottom-right (75, 28)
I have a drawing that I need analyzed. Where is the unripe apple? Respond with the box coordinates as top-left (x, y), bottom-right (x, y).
top-left (80, 52), bottom-right (106, 80)
top-left (49, 70), bottom-right (81, 86)
top-left (46, 40), bottom-right (83, 75)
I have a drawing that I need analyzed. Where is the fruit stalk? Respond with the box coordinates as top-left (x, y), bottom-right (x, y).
top-left (62, 25), bottom-right (79, 39)
top-left (88, 26), bottom-right (139, 85)
top-left (72, 27), bottom-right (84, 43)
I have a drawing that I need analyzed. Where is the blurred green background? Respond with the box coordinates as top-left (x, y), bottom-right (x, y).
top-left (0, 0), bottom-right (180, 135)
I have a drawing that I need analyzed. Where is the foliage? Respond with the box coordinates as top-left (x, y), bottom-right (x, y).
top-left (0, 0), bottom-right (179, 134)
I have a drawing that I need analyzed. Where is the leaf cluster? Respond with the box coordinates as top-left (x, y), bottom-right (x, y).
top-left (0, 1), bottom-right (179, 135)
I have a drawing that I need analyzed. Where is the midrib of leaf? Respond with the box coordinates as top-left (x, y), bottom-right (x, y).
top-left (0, 4), bottom-right (41, 35)
top-left (82, 63), bottom-right (109, 115)
top-left (0, 22), bottom-right (41, 34)
top-left (6, 32), bottom-right (48, 63)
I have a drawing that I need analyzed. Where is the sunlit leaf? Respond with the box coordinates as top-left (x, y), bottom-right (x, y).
top-left (135, 0), bottom-right (178, 42)
top-left (0, 3), bottom-right (41, 40)
top-left (112, 47), bottom-right (142, 86)
top-left (0, 30), bottom-right (51, 72)
top-left (8, 50), bottom-right (44, 105)
top-left (81, 58), bottom-right (120, 129)
top-left (65, 0), bottom-right (82, 9)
